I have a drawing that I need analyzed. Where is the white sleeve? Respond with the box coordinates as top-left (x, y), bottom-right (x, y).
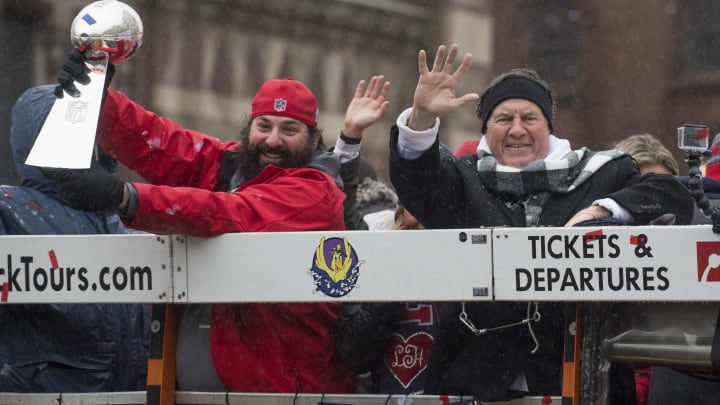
top-left (593, 198), bottom-right (634, 224)
top-left (332, 136), bottom-right (361, 164)
top-left (396, 108), bottom-right (440, 160)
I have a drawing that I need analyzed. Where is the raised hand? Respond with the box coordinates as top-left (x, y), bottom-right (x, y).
top-left (409, 44), bottom-right (479, 130)
top-left (54, 47), bottom-right (115, 99)
top-left (343, 75), bottom-right (391, 140)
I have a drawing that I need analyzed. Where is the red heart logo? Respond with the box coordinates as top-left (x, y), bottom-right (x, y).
top-left (384, 332), bottom-right (434, 388)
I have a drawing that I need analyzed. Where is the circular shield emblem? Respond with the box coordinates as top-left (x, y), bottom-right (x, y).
top-left (309, 237), bottom-right (362, 297)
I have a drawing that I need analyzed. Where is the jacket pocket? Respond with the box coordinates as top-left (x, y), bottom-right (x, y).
top-left (0, 353), bottom-right (118, 393)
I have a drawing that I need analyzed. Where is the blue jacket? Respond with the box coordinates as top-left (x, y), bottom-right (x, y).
top-left (0, 85), bottom-right (149, 392)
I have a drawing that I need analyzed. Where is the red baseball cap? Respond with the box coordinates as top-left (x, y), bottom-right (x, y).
top-left (251, 78), bottom-right (318, 127)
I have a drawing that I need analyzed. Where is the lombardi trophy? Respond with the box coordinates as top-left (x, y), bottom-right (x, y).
top-left (25, 0), bottom-right (143, 169)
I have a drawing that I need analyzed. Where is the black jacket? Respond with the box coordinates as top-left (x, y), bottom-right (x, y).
top-left (335, 302), bottom-right (438, 394)
top-left (390, 129), bottom-right (694, 230)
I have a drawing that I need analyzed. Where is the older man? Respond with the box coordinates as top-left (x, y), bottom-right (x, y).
top-left (389, 44), bottom-right (694, 400)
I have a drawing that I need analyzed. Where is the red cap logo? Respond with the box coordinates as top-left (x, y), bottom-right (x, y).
top-left (251, 78), bottom-right (318, 127)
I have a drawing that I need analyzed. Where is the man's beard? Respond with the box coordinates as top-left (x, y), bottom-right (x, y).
top-left (236, 135), bottom-right (317, 181)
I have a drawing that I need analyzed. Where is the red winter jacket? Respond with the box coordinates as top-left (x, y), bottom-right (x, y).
top-left (96, 88), bottom-right (357, 393)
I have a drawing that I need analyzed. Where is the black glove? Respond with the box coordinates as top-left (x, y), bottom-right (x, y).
top-left (54, 48), bottom-right (115, 99)
top-left (55, 48), bottom-right (90, 98)
top-left (42, 164), bottom-right (126, 212)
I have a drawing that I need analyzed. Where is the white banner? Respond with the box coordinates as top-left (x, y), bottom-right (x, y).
top-left (493, 225), bottom-right (720, 301)
top-left (183, 229), bottom-right (494, 303)
top-left (0, 234), bottom-right (173, 303)
top-left (3, 226), bottom-right (720, 303)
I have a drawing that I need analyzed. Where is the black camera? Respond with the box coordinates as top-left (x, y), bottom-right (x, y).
top-left (677, 124), bottom-right (710, 153)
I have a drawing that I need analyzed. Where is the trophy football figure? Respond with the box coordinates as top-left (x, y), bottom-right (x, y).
top-left (26, 0), bottom-right (143, 169)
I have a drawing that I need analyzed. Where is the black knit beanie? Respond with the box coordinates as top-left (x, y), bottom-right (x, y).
top-left (479, 75), bottom-right (554, 134)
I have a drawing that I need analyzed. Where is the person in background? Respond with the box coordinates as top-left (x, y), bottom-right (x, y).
top-left (394, 204), bottom-right (424, 230)
top-left (355, 177), bottom-right (398, 230)
top-left (0, 85), bottom-right (149, 393)
top-left (611, 133), bottom-right (684, 405)
top-left (336, 202), bottom-right (438, 394)
top-left (335, 175), bottom-right (398, 393)
top-left (614, 133), bottom-right (679, 176)
top-left (702, 134), bottom-right (720, 184)
top-left (676, 133), bottom-right (720, 225)
top-left (332, 91), bottom-right (437, 394)
top-left (45, 48), bottom-right (390, 393)
top-left (452, 139), bottom-right (479, 157)
top-left (644, 134), bottom-right (720, 405)
top-left (388, 43), bottom-right (695, 401)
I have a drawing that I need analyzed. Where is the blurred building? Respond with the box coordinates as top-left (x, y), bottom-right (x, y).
top-left (2, 0), bottom-right (718, 186)
top-left (0, 0), bottom-right (492, 185)
top-left (494, 0), bottom-right (720, 167)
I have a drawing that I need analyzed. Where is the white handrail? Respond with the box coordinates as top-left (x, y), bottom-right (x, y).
top-left (0, 225), bottom-right (717, 304)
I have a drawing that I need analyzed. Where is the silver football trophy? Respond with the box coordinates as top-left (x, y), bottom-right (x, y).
top-left (25, 0), bottom-right (143, 169)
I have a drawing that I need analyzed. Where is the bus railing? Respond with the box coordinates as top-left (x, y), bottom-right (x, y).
top-left (1, 224), bottom-right (718, 404)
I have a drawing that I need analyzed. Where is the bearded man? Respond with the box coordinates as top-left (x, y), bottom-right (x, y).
top-left (45, 50), bottom-right (390, 393)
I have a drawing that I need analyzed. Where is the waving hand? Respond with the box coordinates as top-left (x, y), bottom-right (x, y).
top-left (409, 44), bottom-right (479, 130)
